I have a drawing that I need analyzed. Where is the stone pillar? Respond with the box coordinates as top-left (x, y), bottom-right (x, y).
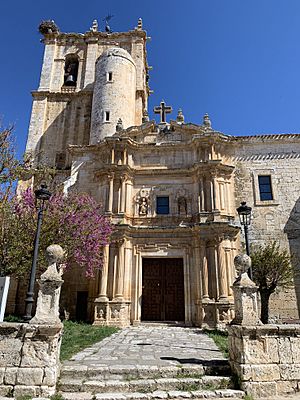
top-left (212, 175), bottom-right (218, 211)
top-left (217, 242), bottom-right (228, 300)
top-left (199, 176), bottom-right (205, 212)
top-left (97, 244), bottom-right (109, 301)
top-left (125, 178), bottom-right (133, 215)
top-left (114, 240), bottom-right (124, 300)
top-left (107, 174), bottom-right (114, 213)
top-left (30, 245), bottom-right (64, 325)
top-left (230, 254), bottom-right (260, 326)
top-left (201, 243), bottom-right (209, 300)
top-left (207, 241), bottom-right (218, 300)
top-left (84, 38), bottom-right (98, 88)
top-left (120, 175), bottom-right (126, 213)
top-left (39, 41), bottom-right (56, 91)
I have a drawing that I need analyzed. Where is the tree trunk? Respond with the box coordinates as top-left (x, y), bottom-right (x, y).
top-left (260, 289), bottom-right (271, 324)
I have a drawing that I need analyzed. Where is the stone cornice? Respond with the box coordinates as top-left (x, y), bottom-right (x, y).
top-left (41, 29), bottom-right (147, 45)
top-left (31, 90), bottom-right (93, 100)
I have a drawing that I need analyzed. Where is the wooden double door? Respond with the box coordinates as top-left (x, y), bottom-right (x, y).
top-left (141, 258), bottom-right (185, 322)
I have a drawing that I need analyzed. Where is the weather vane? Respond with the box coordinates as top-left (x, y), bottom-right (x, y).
top-left (103, 14), bottom-right (114, 33)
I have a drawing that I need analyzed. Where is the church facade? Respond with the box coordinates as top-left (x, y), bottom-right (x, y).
top-left (22, 19), bottom-right (300, 327)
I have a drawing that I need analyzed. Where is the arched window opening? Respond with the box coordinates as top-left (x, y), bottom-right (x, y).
top-left (63, 55), bottom-right (79, 87)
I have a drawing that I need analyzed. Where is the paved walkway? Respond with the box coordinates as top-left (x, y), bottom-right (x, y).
top-left (64, 324), bottom-right (226, 368)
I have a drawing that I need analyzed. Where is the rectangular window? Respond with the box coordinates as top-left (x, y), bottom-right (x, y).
top-left (105, 111), bottom-right (110, 122)
top-left (156, 196), bottom-right (169, 214)
top-left (107, 72), bottom-right (113, 81)
top-left (258, 175), bottom-right (273, 201)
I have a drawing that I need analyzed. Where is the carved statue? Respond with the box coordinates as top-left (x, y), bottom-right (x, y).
top-left (178, 196), bottom-right (187, 215)
top-left (139, 196), bottom-right (148, 215)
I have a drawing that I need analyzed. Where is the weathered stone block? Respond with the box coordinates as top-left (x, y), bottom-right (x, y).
top-left (4, 367), bottom-right (18, 385)
top-left (242, 381), bottom-right (278, 398)
top-left (278, 337), bottom-right (293, 363)
top-left (279, 364), bottom-right (300, 380)
top-left (241, 364), bottom-right (280, 382)
top-left (17, 367), bottom-right (44, 385)
top-left (14, 385), bottom-right (38, 397)
top-left (43, 366), bottom-right (58, 386)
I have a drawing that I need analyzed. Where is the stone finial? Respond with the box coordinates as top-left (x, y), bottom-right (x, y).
top-left (203, 113), bottom-right (212, 128)
top-left (231, 254), bottom-right (261, 326)
top-left (176, 109), bottom-right (185, 123)
top-left (234, 254), bottom-right (251, 275)
top-left (45, 244), bottom-right (65, 267)
top-left (116, 118), bottom-right (124, 132)
top-left (91, 19), bottom-right (98, 32)
top-left (142, 109), bottom-right (150, 123)
top-left (137, 18), bottom-right (143, 30)
top-left (30, 245), bottom-right (65, 325)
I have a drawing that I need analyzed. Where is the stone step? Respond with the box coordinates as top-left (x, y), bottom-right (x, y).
top-left (59, 375), bottom-right (232, 394)
top-left (58, 389), bottom-right (245, 399)
top-left (61, 363), bottom-right (231, 381)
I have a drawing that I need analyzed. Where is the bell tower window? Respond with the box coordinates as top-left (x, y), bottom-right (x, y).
top-left (64, 54), bottom-right (79, 87)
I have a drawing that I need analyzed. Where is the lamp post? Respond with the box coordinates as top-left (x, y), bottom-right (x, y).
top-left (24, 184), bottom-right (51, 321)
top-left (237, 201), bottom-right (252, 278)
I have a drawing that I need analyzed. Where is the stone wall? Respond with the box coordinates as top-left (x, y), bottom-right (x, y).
top-left (0, 322), bottom-right (62, 398)
top-left (232, 136), bottom-right (300, 321)
top-left (228, 324), bottom-right (300, 398)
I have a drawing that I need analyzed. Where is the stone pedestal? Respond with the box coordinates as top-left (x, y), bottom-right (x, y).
top-left (201, 299), bottom-right (234, 329)
top-left (94, 299), bottom-right (131, 327)
top-left (230, 254), bottom-right (261, 326)
top-left (30, 245), bottom-right (64, 325)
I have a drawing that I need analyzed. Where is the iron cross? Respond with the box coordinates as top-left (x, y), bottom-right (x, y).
top-left (154, 100), bottom-right (172, 123)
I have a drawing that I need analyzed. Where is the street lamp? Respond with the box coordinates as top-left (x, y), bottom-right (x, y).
top-left (24, 184), bottom-right (51, 321)
top-left (236, 201), bottom-right (252, 278)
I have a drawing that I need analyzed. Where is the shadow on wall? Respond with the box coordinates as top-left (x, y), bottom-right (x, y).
top-left (284, 196), bottom-right (300, 316)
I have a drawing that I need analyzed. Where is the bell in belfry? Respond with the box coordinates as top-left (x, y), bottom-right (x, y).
top-left (65, 74), bottom-right (76, 86)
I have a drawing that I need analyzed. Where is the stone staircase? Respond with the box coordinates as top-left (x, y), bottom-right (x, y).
top-left (58, 363), bottom-right (245, 400)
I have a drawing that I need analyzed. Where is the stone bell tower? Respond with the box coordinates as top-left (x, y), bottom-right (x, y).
top-left (25, 18), bottom-right (150, 168)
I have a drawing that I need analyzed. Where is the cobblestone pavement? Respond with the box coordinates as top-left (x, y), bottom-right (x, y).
top-left (63, 324), bottom-right (227, 368)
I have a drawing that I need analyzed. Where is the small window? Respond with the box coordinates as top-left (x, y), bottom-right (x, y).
top-left (107, 72), bottom-right (113, 81)
top-left (258, 175), bottom-right (273, 201)
top-left (105, 111), bottom-right (110, 122)
top-left (156, 196), bottom-right (169, 215)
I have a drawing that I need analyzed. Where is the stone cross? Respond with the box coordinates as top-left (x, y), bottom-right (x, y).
top-left (154, 100), bottom-right (172, 123)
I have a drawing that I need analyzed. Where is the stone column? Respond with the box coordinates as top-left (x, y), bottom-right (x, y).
top-left (212, 175), bottom-right (218, 211)
top-left (114, 240), bottom-right (124, 300)
top-left (97, 244), bottom-right (109, 301)
top-left (217, 241), bottom-right (228, 300)
top-left (200, 242), bottom-right (209, 300)
top-left (107, 174), bottom-right (114, 213)
top-left (125, 178), bottom-right (133, 215)
top-left (120, 175), bottom-right (126, 213)
top-left (207, 241), bottom-right (218, 300)
top-left (199, 176), bottom-right (205, 212)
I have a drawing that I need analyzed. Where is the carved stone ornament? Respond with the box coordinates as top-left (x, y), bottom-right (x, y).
top-left (136, 188), bottom-right (151, 215)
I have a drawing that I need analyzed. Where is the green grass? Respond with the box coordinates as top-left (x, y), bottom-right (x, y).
top-left (204, 329), bottom-right (229, 358)
top-left (60, 320), bottom-right (119, 361)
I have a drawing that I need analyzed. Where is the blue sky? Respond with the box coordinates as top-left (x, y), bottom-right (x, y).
top-left (1, 0), bottom-right (300, 157)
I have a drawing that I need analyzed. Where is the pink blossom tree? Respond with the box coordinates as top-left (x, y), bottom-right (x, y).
top-left (1, 188), bottom-right (113, 277)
